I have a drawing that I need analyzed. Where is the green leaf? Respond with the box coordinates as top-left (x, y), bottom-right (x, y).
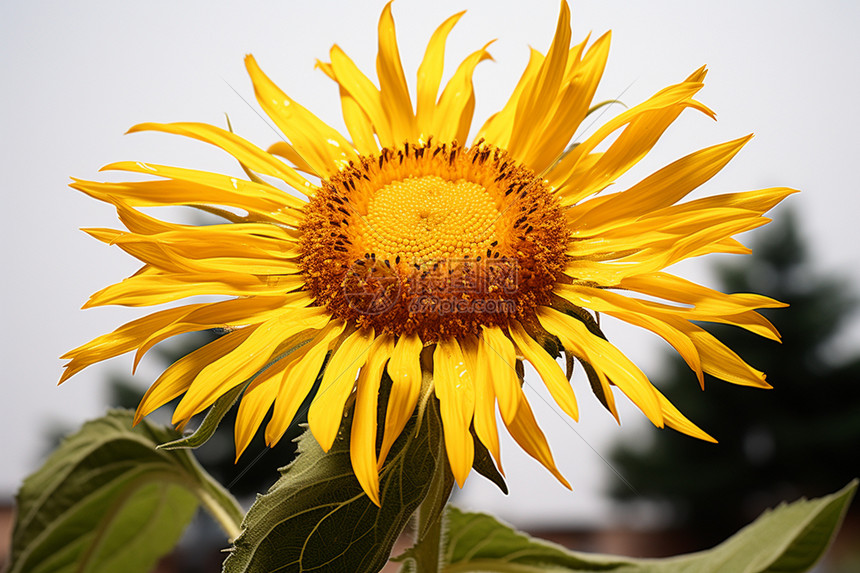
top-left (442, 507), bottom-right (635, 572)
top-left (441, 479), bottom-right (857, 572)
top-left (9, 410), bottom-right (243, 573)
top-left (223, 391), bottom-right (449, 573)
top-left (666, 479), bottom-right (857, 573)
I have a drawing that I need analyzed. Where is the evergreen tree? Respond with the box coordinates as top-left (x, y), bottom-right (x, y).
top-left (610, 208), bottom-right (860, 549)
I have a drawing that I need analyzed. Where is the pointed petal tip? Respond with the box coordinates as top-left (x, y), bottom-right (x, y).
top-left (551, 467), bottom-right (572, 490)
top-left (367, 486), bottom-right (381, 507)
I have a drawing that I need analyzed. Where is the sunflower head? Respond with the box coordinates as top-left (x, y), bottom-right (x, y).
top-left (301, 139), bottom-right (567, 340)
top-left (63, 0), bottom-right (794, 503)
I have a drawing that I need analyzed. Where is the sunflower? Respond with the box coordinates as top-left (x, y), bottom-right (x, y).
top-left (62, 1), bottom-right (794, 505)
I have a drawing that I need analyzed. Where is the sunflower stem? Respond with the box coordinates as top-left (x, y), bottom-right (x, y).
top-left (413, 492), bottom-right (445, 572)
top-left (196, 487), bottom-right (243, 541)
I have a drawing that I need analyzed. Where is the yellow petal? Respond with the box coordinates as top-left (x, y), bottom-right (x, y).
top-left (377, 2), bottom-right (416, 142)
top-left (59, 303), bottom-right (206, 384)
top-left (172, 308), bottom-right (331, 422)
top-left (430, 42), bottom-right (494, 144)
top-left (83, 271), bottom-right (305, 308)
top-left (479, 325), bottom-right (520, 424)
top-left (566, 136), bottom-right (754, 234)
top-left (132, 294), bottom-right (307, 372)
top-left (507, 0), bottom-right (571, 163)
top-left (246, 55), bottom-right (358, 175)
top-left (556, 285), bottom-right (705, 387)
top-left (504, 391), bottom-right (570, 489)
top-left (317, 60), bottom-right (379, 155)
top-left (308, 327), bottom-right (375, 451)
top-left (350, 334), bottom-right (395, 506)
top-left (477, 48), bottom-right (543, 149)
top-left (72, 175), bottom-right (303, 228)
top-left (267, 141), bottom-right (316, 175)
top-left (468, 339), bottom-right (502, 471)
top-left (379, 332), bottom-right (423, 469)
top-left (653, 387), bottom-right (716, 443)
top-left (126, 122), bottom-right (315, 196)
top-left (134, 326), bottom-right (256, 424)
top-left (537, 306), bottom-right (663, 428)
top-left (416, 11), bottom-right (466, 135)
top-left (508, 321), bottom-right (579, 421)
top-left (679, 321), bottom-right (771, 388)
top-left (233, 336), bottom-right (311, 461)
top-left (529, 32), bottom-right (611, 173)
top-left (328, 45), bottom-right (394, 147)
top-left (265, 320), bottom-right (346, 445)
top-left (433, 338), bottom-right (476, 488)
top-left (549, 77), bottom-right (712, 199)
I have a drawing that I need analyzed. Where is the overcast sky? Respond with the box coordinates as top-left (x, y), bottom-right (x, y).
top-left (2, 0), bottom-right (859, 528)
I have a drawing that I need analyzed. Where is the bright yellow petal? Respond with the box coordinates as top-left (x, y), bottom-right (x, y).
top-left (549, 74), bottom-right (712, 200)
top-left (83, 271), bottom-right (305, 308)
top-left (653, 387), bottom-right (716, 443)
top-left (73, 172), bottom-right (304, 227)
top-left (504, 391), bottom-right (570, 489)
top-left (246, 55), bottom-right (358, 175)
top-left (264, 320), bottom-right (346, 445)
top-left (316, 60), bottom-right (379, 155)
top-left (506, 0), bottom-right (571, 163)
top-left (477, 47), bottom-right (543, 149)
top-left (308, 326), bottom-right (375, 451)
top-left (508, 321), bottom-right (579, 421)
top-left (528, 32), bottom-right (611, 173)
top-left (679, 321), bottom-right (771, 388)
top-left (233, 333), bottom-right (314, 460)
top-left (132, 294), bottom-right (308, 372)
top-left (555, 285), bottom-right (705, 386)
top-left (59, 303), bottom-right (206, 384)
top-left (566, 136), bottom-right (754, 235)
top-left (416, 11), bottom-right (466, 135)
top-left (328, 45), bottom-right (394, 147)
top-left (433, 338), bottom-right (475, 488)
top-left (377, 2), bottom-right (417, 142)
top-left (126, 122), bottom-right (315, 196)
top-left (379, 332), bottom-right (423, 469)
top-left (350, 334), bottom-right (395, 506)
top-left (172, 308), bottom-right (331, 422)
top-left (266, 141), bottom-right (316, 175)
top-left (479, 325), bottom-right (520, 424)
top-left (469, 338), bottom-right (502, 471)
top-left (430, 42), bottom-right (494, 143)
top-left (537, 306), bottom-right (663, 427)
top-left (555, 284), bottom-right (772, 389)
top-left (134, 326), bottom-right (256, 424)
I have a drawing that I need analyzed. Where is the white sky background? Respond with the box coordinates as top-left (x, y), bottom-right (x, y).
top-left (2, 0), bottom-right (859, 528)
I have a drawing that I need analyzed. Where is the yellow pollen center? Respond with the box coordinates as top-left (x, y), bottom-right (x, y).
top-left (363, 175), bottom-right (499, 261)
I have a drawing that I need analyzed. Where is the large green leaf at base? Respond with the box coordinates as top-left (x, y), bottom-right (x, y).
top-left (9, 409), bottom-right (242, 573)
top-left (442, 480), bottom-right (856, 572)
top-left (223, 398), bottom-right (448, 573)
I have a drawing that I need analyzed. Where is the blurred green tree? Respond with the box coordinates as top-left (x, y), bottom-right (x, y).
top-left (610, 207), bottom-right (860, 549)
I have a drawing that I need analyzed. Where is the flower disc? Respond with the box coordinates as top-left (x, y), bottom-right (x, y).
top-left (300, 141), bottom-right (568, 340)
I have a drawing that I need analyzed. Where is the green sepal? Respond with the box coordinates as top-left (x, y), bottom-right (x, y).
top-left (9, 410), bottom-right (242, 573)
top-left (471, 432), bottom-right (507, 495)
